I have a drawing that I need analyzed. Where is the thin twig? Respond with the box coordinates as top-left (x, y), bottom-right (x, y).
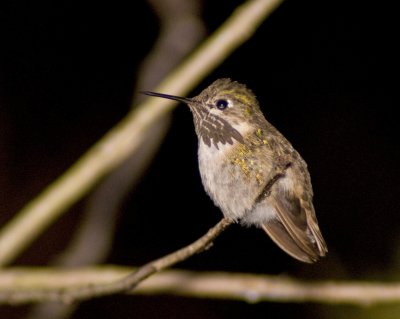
top-left (0, 0), bottom-right (284, 267)
top-left (0, 218), bottom-right (232, 304)
top-left (2, 266), bottom-right (400, 306)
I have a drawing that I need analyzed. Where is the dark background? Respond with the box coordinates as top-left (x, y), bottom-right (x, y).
top-left (1, 0), bottom-right (399, 318)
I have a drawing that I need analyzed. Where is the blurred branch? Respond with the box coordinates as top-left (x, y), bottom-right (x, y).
top-left (0, 0), bottom-right (284, 267)
top-left (27, 1), bottom-right (207, 317)
top-left (55, 0), bottom-right (206, 268)
top-left (0, 218), bottom-right (233, 304)
top-left (2, 265), bottom-right (400, 306)
top-left (136, 0), bottom-right (206, 95)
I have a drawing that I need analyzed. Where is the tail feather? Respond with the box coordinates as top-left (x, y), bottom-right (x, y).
top-left (261, 221), bottom-right (318, 263)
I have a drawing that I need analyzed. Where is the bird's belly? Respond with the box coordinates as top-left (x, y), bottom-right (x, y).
top-left (197, 141), bottom-right (260, 221)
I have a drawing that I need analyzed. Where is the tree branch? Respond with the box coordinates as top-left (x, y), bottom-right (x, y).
top-left (2, 266), bottom-right (400, 306)
top-left (0, 218), bottom-right (232, 304)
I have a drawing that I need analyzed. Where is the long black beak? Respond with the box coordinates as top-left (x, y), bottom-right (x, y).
top-left (141, 91), bottom-right (192, 104)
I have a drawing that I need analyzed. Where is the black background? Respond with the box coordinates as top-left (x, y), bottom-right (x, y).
top-left (1, 0), bottom-right (399, 318)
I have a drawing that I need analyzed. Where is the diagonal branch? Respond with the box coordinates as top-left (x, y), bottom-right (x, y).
top-left (0, 218), bottom-right (232, 304)
top-left (0, 0), bottom-right (284, 267)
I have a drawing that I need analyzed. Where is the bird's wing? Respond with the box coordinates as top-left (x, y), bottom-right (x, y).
top-left (261, 185), bottom-right (327, 263)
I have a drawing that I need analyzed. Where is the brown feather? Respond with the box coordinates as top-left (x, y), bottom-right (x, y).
top-left (261, 183), bottom-right (327, 263)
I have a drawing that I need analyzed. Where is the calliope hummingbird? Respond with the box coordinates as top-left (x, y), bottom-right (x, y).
top-left (143, 78), bottom-right (327, 263)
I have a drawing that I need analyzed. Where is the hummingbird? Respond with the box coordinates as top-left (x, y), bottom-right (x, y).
top-left (143, 78), bottom-right (327, 263)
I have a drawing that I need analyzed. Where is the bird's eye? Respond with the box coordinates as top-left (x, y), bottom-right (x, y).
top-left (215, 99), bottom-right (229, 110)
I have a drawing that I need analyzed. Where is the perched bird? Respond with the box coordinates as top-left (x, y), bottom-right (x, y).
top-left (143, 78), bottom-right (327, 263)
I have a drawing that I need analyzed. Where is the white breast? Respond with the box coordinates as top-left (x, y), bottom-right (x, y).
top-left (197, 139), bottom-right (256, 221)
